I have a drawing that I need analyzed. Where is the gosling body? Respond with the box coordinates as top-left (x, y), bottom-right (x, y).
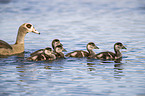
top-left (30, 39), bottom-right (62, 56)
top-left (27, 47), bottom-right (56, 61)
top-left (54, 45), bottom-right (67, 58)
top-left (94, 42), bottom-right (126, 60)
top-left (65, 42), bottom-right (99, 58)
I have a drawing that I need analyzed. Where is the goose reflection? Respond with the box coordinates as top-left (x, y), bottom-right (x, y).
top-left (16, 64), bottom-right (52, 83)
top-left (16, 60), bottom-right (64, 82)
top-left (15, 64), bottom-right (54, 93)
top-left (16, 64), bottom-right (39, 82)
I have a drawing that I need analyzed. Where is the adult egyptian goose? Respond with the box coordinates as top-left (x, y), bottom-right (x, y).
top-left (0, 23), bottom-right (40, 56)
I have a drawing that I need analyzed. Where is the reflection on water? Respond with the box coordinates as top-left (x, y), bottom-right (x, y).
top-left (114, 64), bottom-right (124, 79)
top-left (86, 58), bottom-right (125, 80)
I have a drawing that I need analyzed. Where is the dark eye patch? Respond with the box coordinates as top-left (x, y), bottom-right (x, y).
top-left (26, 24), bottom-right (32, 28)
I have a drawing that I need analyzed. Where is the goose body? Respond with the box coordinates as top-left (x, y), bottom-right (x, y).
top-left (93, 42), bottom-right (126, 60)
top-left (27, 47), bottom-right (56, 61)
top-left (65, 42), bottom-right (99, 58)
top-left (0, 23), bottom-right (40, 56)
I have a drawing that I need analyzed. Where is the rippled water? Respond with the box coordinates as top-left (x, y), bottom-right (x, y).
top-left (0, 0), bottom-right (145, 96)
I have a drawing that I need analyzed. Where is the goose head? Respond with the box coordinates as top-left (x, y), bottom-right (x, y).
top-left (19, 23), bottom-right (40, 34)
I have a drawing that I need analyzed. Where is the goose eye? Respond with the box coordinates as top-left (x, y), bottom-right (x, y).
top-left (26, 24), bottom-right (32, 29)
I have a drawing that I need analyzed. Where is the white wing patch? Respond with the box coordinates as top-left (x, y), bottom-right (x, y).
top-left (106, 56), bottom-right (109, 59)
top-left (52, 54), bottom-right (56, 59)
top-left (97, 54), bottom-right (103, 58)
top-left (81, 51), bottom-right (85, 57)
top-left (108, 53), bottom-right (113, 59)
top-left (71, 52), bottom-right (77, 57)
top-left (42, 54), bottom-right (46, 60)
top-left (32, 56), bottom-right (38, 60)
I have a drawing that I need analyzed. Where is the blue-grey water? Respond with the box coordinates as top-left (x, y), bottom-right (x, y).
top-left (0, 0), bottom-right (145, 96)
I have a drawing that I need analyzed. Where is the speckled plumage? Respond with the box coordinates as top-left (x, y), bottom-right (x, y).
top-left (54, 45), bottom-right (67, 58)
top-left (93, 42), bottom-right (126, 60)
top-left (65, 42), bottom-right (99, 58)
top-left (27, 47), bottom-right (56, 61)
top-left (30, 39), bottom-right (62, 56)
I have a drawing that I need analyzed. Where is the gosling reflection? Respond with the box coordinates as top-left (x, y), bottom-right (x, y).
top-left (114, 58), bottom-right (124, 79)
top-left (87, 63), bottom-right (96, 71)
top-left (86, 59), bottom-right (99, 71)
top-left (86, 58), bottom-right (124, 79)
top-left (44, 66), bottom-right (52, 69)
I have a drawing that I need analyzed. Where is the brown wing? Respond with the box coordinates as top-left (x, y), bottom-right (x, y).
top-left (95, 51), bottom-right (115, 60)
top-left (0, 40), bottom-right (12, 49)
top-left (65, 50), bottom-right (89, 57)
top-left (30, 49), bottom-right (44, 56)
top-left (81, 50), bottom-right (89, 57)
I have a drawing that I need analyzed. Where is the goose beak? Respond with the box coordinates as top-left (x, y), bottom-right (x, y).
top-left (94, 46), bottom-right (99, 49)
top-left (122, 46), bottom-right (127, 49)
top-left (32, 27), bottom-right (40, 34)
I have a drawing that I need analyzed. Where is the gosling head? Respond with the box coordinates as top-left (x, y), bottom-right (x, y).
top-left (87, 42), bottom-right (99, 50)
top-left (55, 45), bottom-right (67, 53)
top-left (114, 42), bottom-right (127, 50)
top-left (44, 47), bottom-right (53, 55)
top-left (52, 39), bottom-right (63, 49)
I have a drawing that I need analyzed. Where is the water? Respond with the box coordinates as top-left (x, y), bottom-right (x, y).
top-left (0, 0), bottom-right (145, 96)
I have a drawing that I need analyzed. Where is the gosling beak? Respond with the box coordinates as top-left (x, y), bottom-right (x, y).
top-left (94, 46), bottom-right (99, 49)
top-left (122, 46), bottom-right (127, 49)
top-left (60, 43), bottom-right (63, 46)
top-left (62, 48), bottom-right (67, 52)
top-left (32, 27), bottom-right (40, 34)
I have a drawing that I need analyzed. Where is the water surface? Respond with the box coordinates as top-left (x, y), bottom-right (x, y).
top-left (0, 0), bottom-right (145, 96)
